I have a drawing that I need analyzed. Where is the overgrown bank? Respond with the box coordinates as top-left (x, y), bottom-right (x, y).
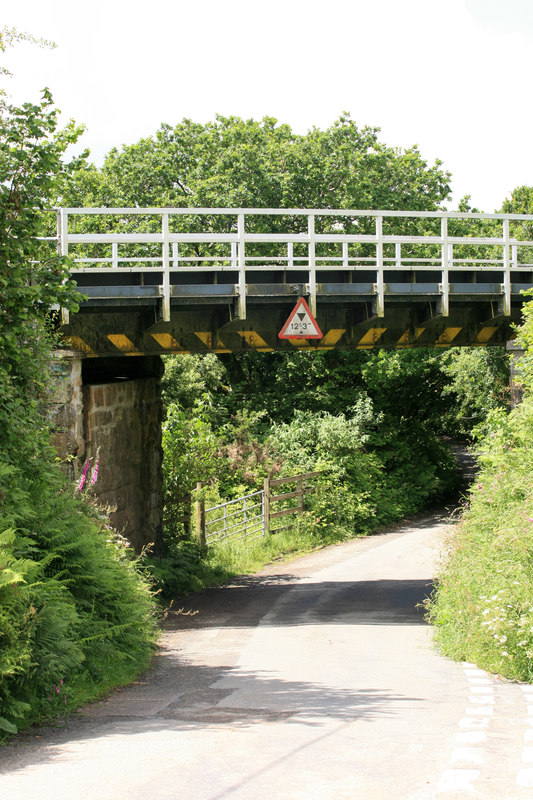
top-left (0, 50), bottom-right (158, 740)
top-left (0, 462), bottom-right (157, 735)
top-left (429, 297), bottom-right (533, 681)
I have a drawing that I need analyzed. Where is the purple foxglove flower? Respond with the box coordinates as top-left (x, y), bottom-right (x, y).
top-left (90, 457), bottom-right (99, 486)
top-left (77, 458), bottom-right (91, 492)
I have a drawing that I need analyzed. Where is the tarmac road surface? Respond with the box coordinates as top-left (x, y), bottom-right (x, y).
top-left (2, 510), bottom-right (533, 799)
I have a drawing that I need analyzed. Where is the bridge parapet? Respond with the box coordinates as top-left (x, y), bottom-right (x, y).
top-left (49, 208), bottom-right (533, 355)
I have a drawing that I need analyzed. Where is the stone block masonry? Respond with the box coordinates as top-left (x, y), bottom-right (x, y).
top-left (83, 374), bottom-right (163, 554)
top-left (46, 351), bottom-right (86, 480)
top-left (48, 352), bottom-right (164, 554)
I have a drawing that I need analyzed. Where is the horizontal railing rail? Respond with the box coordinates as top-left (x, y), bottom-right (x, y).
top-left (53, 208), bottom-right (533, 321)
top-left (264, 470), bottom-right (321, 536)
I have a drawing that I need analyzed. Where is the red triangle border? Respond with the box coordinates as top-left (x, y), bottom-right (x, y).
top-left (279, 298), bottom-right (323, 339)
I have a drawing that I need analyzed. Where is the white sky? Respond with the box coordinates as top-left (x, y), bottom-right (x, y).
top-left (3, 0), bottom-right (532, 212)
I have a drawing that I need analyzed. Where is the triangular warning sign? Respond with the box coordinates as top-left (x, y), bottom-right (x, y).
top-left (279, 298), bottom-right (323, 339)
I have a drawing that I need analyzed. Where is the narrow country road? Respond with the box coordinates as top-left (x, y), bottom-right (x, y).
top-left (2, 510), bottom-right (533, 799)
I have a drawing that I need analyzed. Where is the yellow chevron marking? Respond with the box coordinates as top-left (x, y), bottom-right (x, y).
top-left (396, 328), bottom-right (424, 347)
top-left (475, 327), bottom-right (498, 344)
top-left (358, 327), bottom-right (387, 348)
top-left (237, 331), bottom-right (273, 351)
top-left (107, 334), bottom-right (143, 355)
top-left (62, 336), bottom-right (96, 357)
top-left (194, 332), bottom-right (231, 352)
top-left (194, 332), bottom-right (212, 347)
top-left (151, 333), bottom-right (185, 351)
top-left (318, 329), bottom-right (346, 349)
top-left (289, 329), bottom-right (346, 350)
top-left (436, 327), bottom-right (462, 347)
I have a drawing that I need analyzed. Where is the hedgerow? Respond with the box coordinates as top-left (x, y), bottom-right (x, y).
top-left (429, 296), bottom-right (533, 680)
top-left (0, 39), bottom-right (158, 739)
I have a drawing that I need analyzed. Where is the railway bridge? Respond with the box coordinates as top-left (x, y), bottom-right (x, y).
top-left (48, 208), bottom-right (533, 550)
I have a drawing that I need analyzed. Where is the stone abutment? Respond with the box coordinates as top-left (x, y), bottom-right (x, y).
top-left (47, 351), bottom-right (164, 554)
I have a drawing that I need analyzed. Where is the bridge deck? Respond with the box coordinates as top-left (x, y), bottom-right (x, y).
top-left (51, 208), bottom-right (533, 355)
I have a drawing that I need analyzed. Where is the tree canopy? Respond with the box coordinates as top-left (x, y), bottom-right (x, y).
top-left (0, 29), bottom-right (157, 739)
top-left (63, 113), bottom-right (451, 212)
top-left (0, 56), bottom-right (84, 458)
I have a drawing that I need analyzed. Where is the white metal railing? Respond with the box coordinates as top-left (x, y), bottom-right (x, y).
top-left (55, 208), bottom-right (533, 321)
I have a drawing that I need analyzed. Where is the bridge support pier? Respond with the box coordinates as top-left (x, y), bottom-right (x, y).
top-left (47, 351), bottom-right (164, 554)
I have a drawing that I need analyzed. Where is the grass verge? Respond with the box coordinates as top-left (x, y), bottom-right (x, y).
top-left (428, 399), bottom-right (533, 682)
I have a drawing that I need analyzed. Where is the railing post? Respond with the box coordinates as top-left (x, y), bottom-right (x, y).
top-left (287, 241), bottom-right (294, 269)
top-left (440, 216), bottom-right (450, 317)
top-left (112, 242), bottom-right (119, 270)
top-left (161, 212), bottom-right (171, 322)
top-left (58, 209), bottom-right (70, 325)
top-left (395, 242), bottom-right (402, 270)
top-left (343, 241), bottom-right (349, 270)
top-left (308, 214), bottom-right (317, 317)
top-left (375, 215), bottom-right (385, 317)
top-left (195, 481), bottom-right (206, 549)
top-left (448, 243), bottom-right (454, 273)
top-left (237, 213), bottom-right (246, 319)
top-left (58, 208), bottom-right (69, 257)
top-left (263, 478), bottom-right (271, 536)
top-left (503, 218), bottom-right (511, 317)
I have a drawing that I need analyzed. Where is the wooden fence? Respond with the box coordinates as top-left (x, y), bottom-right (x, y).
top-left (194, 471), bottom-right (321, 548)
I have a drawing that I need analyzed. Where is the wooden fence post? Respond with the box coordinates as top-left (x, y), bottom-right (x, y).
top-left (263, 477), bottom-right (270, 536)
top-left (297, 475), bottom-right (304, 515)
top-left (195, 481), bottom-right (206, 548)
top-left (184, 491), bottom-right (192, 536)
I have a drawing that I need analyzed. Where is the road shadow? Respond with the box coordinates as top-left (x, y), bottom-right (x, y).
top-left (0, 498), bottom-right (454, 775)
top-left (0, 657), bottom-right (422, 773)
top-left (168, 578), bottom-right (433, 632)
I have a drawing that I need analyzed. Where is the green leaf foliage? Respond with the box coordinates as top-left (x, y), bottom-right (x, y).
top-left (0, 55), bottom-right (158, 738)
top-left (428, 298), bottom-right (533, 681)
top-left (63, 113), bottom-right (451, 212)
top-left (0, 83), bottom-right (83, 462)
top-left (162, 399), bottom-right (223, 540)
top-left (0, 458), bottom-right (158, 736)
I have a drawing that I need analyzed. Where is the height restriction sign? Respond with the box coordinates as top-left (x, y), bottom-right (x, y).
top-left (278, 298), bottom-right (323, 339)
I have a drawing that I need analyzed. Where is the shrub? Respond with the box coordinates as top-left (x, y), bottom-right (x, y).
top-left (429, 297), bottom-right (533, 680)
top-left (0, 459), bottom-right (158, 736)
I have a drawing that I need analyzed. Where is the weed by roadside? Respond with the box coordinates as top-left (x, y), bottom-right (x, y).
top-left (428, 297), bottom-right (533, 681)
